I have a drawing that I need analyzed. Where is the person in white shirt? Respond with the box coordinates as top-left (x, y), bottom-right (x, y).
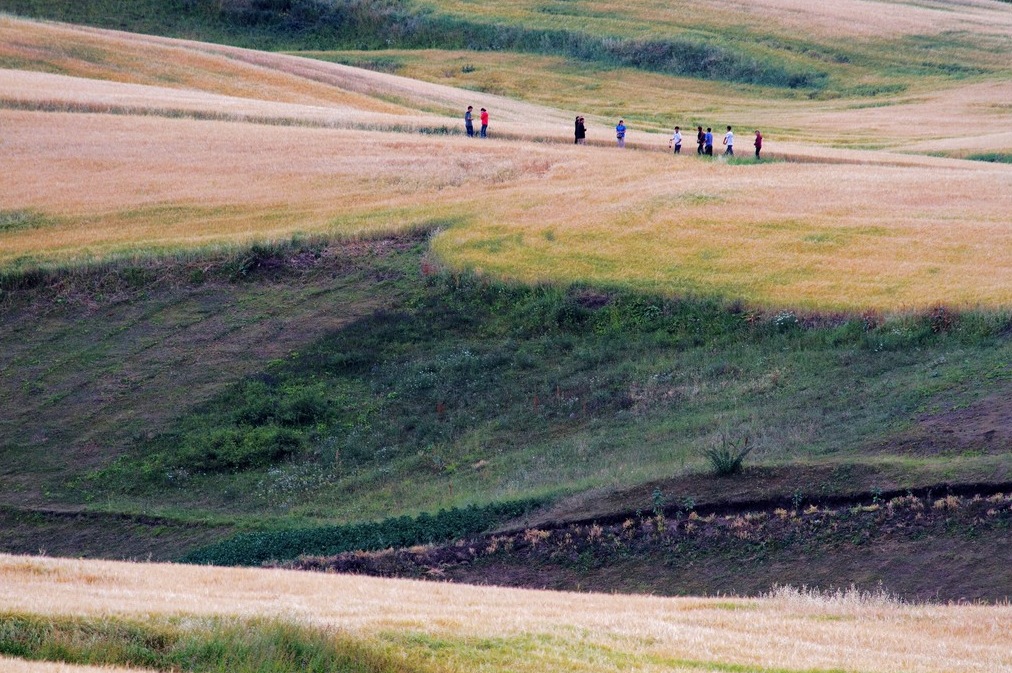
top-left (669, 126), bottom-right (682, 154)
top-left (723, 126), bottom-right (734, 156)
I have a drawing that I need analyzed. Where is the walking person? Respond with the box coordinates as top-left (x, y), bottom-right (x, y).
top-left (696, 126), bottom-right (705, 155)
top-left (670, 126), bottom-right (682, 154)
top-left (704, 127), bottom-right (713, 156)
top-left (616, 119), bottom-right (626, 148)
top-left (723, 126), bottom-right (734, 156)
top-left (754, 129), bottom-right (763, 159)
top-left (480, 107), bottom-right (489, 138)
top-left (464, 105), bottom-right (474, 137)
top-left (574, 116), bottom-right (587, 145)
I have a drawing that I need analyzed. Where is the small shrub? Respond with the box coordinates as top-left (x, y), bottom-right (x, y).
top-left (175, 426), bottom-right (304, 473)
top-left (773, 310), bottom-right (800, 332)
top-left (702, 435), bottom-right (753, 477)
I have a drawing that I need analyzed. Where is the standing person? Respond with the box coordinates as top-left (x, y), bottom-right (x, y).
top-left (616, 119), bottom-right (626, 148)
top-left (723, 126), bottom-right (734, 156)
top-left (696, 126), bottom-right (705, 155)
top-left (480, 107), bottom-right (489, 138)
top-left (574, 116), bottom-right (587, 145)
top-left (464, 105), bottom-right (474, 137)
top-left (670, 126), bottom-right (682, 154)
top-left (704, 127), bottom-right (713, 156)
top-left (754, 129), bottom-right (763, 159)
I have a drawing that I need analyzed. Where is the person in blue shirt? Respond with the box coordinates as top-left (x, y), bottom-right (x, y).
top-left (616, 119), bottom-right (627, 148)
top-left (704, 127), bottom-right (713, 156)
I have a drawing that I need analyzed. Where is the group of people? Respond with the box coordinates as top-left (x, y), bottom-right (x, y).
top-left (464, 105), bottom-right (490, 138)
top-left (463, 106), bottom-right (763, 159)
top-left (592, 118), bottom-right (764, 159)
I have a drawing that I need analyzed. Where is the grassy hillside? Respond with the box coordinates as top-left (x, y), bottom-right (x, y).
top-left (3, 236), bottom-right (1009, 534)
top-left (0, 0), bottom-right (1009, 604)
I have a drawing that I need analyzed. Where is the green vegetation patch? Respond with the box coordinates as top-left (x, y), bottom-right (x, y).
top-left (0, 612), bottom-right (418, 673)
top-left (967, 152), bottom-right (1012, 164)
top-left (0, 609), bottom-right (879, 673)
top-left (182, 498), bottom-right (545, 566)
top-left (0, 209), bottom-right (53, 234)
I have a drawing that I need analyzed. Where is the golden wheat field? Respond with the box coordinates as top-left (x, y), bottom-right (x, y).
top-left (2, 554), bottom-right (1011, 673)
top-left (1, 14), bottom-right (1011, 311)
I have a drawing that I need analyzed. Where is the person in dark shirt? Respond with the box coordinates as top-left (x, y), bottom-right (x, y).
top-left (575, 116), bottom-right (587, 145)
top-left (464, 106), bottom-right (474, 137)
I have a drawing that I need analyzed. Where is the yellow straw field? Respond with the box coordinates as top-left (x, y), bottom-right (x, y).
top-left (2, 554), bottom-right (1010, 673)
top-left (1, 15), bottom-right (1011, 311)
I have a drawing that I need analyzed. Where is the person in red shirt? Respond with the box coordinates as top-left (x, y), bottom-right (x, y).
top-left (754, 130), bottom-right (763, 159)
top-left (480, 108), bottom-right (489, 138)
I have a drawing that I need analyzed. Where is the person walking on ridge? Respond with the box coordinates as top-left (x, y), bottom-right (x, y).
top-left (754, 129), bottom-right (763, 159)
top-left (464, 105), bottom-right (474, 137)
top-left (704, 127), bottom-right (713, 156)
top-left (723, 126), bottom-right (734, 156)
top-left (696, 126), bottom-right (705, 155)
top-left (616, 119), bottom-right (627, 148)
top-left (480, 108), bottom-right (489, 138)
top-left (670, 126), bottom-right (682, 154)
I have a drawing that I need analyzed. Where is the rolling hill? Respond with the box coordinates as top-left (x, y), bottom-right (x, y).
top-left (1, 2), bottom-right (1011, 671)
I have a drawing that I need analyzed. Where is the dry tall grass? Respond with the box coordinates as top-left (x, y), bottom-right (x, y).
top-left (1, 554), bottom-right (1010, 673)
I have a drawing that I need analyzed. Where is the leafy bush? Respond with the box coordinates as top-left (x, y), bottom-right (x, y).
top-left (175, 426), bottom-right (305, 473)
top-left (181, 498), bottom-right (545, 565)
top-left (232, 380), bottom-right (331, 428)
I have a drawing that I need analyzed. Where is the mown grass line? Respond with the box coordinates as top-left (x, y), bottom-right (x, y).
top-left (0, 96), bottom-right (461, 136)
top-left (0, 612), bottom-right (420, 673)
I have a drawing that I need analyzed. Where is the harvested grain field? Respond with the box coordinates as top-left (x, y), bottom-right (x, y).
top-left (1, 554), bottom-right (1010, 673)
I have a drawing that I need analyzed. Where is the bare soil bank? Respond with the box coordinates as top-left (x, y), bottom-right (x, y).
top-left (289, 489), bottom-right (1012, 603)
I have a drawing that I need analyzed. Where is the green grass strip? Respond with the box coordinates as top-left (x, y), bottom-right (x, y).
top-left (0, 610), bottom-right (882, 673)
top-left (966, 152), bottom-right (1012, 164)
top-left (181, 498), bottom-right (546, 566)
top-left (0, 612), bottom-right (419, 673)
